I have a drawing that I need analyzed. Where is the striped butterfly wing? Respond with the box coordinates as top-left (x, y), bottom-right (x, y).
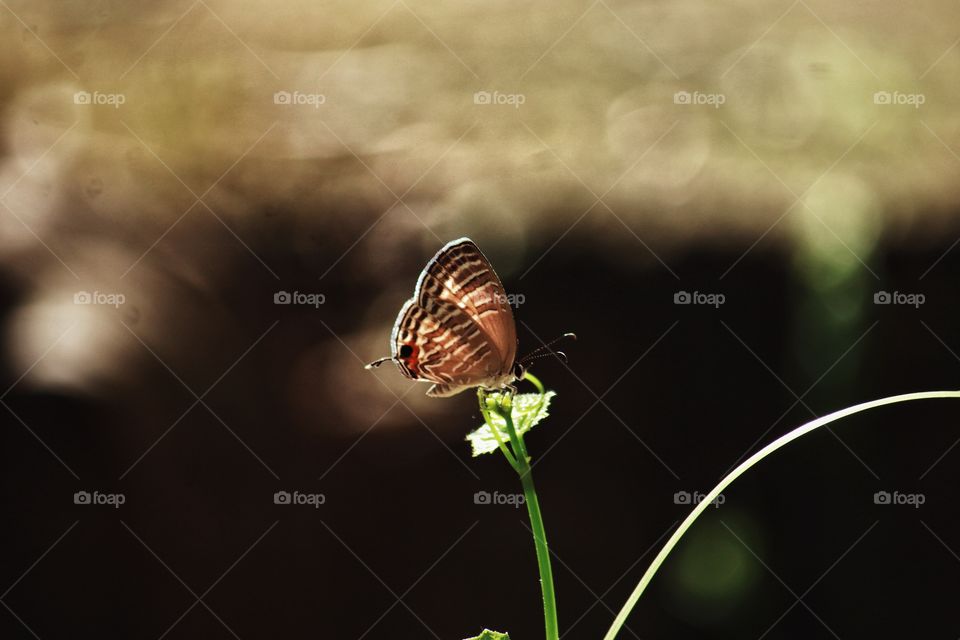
top-left (387, 238), bottom-right (518, 397)
top-left (392, 296), bottom-right (506, 397)
top-left (414, 238), bottom-right (517, 373)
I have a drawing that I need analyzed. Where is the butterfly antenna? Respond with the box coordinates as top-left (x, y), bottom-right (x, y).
top-left (519, 332), bottom-right (576, 365)
top-left (365, 356), bottom-right (393, 369)
top-left (522, 350), bottom-right (568, 366)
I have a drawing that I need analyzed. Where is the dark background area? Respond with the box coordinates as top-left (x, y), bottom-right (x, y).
top-left (3, 228), bottom-right (960, 639)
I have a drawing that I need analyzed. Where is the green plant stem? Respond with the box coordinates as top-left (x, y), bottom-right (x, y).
top-left (478, 389), bottom-right (520, 472)
top-left (603, 390), bottom-right (960, 640)
top-left (525, 371), bottom-right (546, 396)
top-left (485, 375), bottom-right (559, 640)
top-left (499, 400), bottom-right (527, 466)
top-left (517, 455), bottom-right (558, 640)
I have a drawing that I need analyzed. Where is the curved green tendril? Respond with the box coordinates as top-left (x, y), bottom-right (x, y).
top-left (603, 390), bottom-right (960, 640)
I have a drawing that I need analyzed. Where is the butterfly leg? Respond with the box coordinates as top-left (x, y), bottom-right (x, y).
top-left (364, 356), bottom-right (393, 369)
top-left (491, 383), bottom-right (518, 414)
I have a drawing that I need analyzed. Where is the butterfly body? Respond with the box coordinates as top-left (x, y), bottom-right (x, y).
top-left (367, 238), bottom-right (520, 397)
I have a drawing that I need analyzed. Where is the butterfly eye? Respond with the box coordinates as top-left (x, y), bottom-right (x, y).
top-left (398, 344), bottom-right (414, 359)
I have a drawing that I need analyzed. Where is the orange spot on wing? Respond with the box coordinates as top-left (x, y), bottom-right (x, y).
top-left (399, 343), bottom-right (420, 377)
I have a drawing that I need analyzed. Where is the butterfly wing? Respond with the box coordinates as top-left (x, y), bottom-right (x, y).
top-left (391, 296), bottom-right (505, 396)
top-left (413, 238), bottom-right (517, 375)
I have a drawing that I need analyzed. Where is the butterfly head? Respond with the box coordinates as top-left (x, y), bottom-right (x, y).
top-left (512, 361), bottom-right (526, 381)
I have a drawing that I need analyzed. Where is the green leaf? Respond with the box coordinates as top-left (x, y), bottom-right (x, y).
top-left (463, 630), bottom-right (510, 640)
top-left (467, 391), bottom-right (556, 456)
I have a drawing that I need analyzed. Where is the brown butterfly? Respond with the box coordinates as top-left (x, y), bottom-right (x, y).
top-left (366, 238), bottom-right (572, 397)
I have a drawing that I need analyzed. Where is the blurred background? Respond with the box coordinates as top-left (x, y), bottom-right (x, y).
top-left (2, 0), bottom-right (960, 637)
